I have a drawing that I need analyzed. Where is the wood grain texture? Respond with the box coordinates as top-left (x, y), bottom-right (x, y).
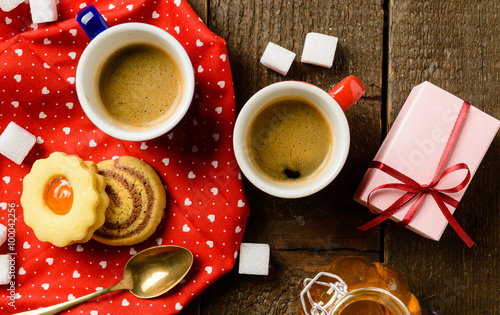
top-left (182, 0), bottom-right (498, 314)
top-left (386, 1), bottom-right (499, 314)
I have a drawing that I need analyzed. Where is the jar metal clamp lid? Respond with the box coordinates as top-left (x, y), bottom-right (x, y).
top-left (300, 272), bottom-right (411, 315)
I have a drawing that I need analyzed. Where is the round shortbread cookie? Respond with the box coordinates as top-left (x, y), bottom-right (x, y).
top-left (93, 156), bottom-right (167, 246)
top-left (21, 152), bottom-right (109, 247)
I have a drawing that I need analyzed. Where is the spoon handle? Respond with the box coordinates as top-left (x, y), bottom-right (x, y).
top-left (13, 280), bottom-right (129, 315)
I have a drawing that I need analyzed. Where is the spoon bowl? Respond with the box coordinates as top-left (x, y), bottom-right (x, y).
top-left (16, 245), bottom-right (193, 315)
top-left (126, 245), bottom-right (193, 298)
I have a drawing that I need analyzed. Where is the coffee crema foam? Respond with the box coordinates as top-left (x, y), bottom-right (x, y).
top-left (98, 43), bottom-right (183, 131)
top-left (247, 96), bottom-right (333, 184)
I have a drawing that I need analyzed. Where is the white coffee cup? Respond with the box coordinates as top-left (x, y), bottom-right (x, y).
top-left (233, 75), bottom-right (365, 198)
top-left (75, 5), bottom-right (195, 142)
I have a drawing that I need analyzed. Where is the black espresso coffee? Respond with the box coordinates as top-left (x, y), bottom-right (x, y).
top-left (247, 96), bottom-right (333, 183)
top-left (98, 43), bottom-right (183, 130)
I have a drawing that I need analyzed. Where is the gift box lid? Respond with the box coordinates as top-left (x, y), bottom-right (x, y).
top-left (354, 81), bottom-right (499, 243)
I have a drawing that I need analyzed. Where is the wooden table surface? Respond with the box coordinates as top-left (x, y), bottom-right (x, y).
top-left (181, 1), bottom-right (499, 314)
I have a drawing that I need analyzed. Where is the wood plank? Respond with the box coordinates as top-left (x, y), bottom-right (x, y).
top-left (179, 0), bottom-right (386, 313)
top-left (386, 1), bottom-right (499, 314)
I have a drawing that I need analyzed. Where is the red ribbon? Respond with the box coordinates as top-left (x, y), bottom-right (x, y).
top-left (358, 101), bottom-right (475, 248)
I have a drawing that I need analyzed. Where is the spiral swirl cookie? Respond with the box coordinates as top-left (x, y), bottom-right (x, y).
top-left (93, 156), bottom-right (167, 246)
top-left (21, 152), bottom-right (109, 247)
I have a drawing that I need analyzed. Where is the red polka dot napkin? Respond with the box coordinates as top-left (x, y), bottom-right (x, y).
top-left (0, 1), bottom-right (249, 314)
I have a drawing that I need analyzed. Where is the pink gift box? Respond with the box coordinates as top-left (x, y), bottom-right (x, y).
top-left (354, 81), bottom-right (499, 244)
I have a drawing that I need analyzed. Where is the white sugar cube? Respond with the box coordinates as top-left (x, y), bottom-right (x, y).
top-left (0, 224), bottom-right (6, 247)
top-left (260, 42), bottom-right (296, 76)
top-left (301, 32), bottom-right (338, 68)
top-left (238, 243), bottom-right (270, 275)
top-left (0, 0), bottom-right (25, 12)
top-left (0, 255), bottom-right (13, 285)
top-left (30, 0), bottom-right (58, 24)
top-left (0, 121), bottom-right (37, 165)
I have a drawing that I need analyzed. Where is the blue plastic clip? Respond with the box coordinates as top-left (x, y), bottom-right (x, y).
top-left (76, 5), bottom-right (109, 40)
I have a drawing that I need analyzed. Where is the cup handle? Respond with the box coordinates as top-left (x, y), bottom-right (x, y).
top-left (328, 75), bottom-right (366, 112)
top-left (76, 5), bottom-right (109, 40)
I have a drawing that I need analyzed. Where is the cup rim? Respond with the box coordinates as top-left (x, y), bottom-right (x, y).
top-left (76, 22), bottom-right (195, 142)
top-left (233, 81), bottom-right (350, 198)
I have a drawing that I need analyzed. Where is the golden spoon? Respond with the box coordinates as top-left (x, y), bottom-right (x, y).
top-left (15, 245), bottom-right (194, 315)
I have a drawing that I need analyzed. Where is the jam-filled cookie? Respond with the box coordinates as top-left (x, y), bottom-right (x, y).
top-left (21, 152), bottom-right (109, 247)
top-left (93, 156), bottom-right (166, 246)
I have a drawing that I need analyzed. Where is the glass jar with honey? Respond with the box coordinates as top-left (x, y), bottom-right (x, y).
top-left (300, 257), bottom-right (421, 315)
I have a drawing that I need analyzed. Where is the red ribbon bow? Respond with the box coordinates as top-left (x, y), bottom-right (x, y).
top-left (358, 101), bottom-right (475, 248)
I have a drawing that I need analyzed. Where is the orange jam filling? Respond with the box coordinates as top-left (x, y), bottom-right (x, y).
top-left (43, 176), bottom-right (73, 215)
